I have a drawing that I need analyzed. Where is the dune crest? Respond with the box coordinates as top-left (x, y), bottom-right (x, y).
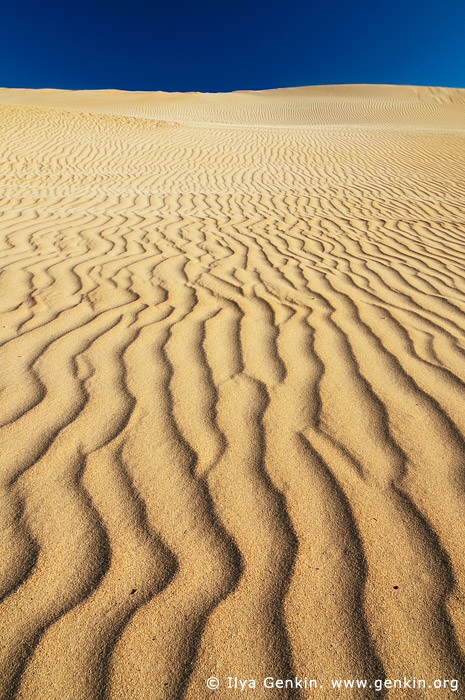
top-left (1, 85), bottom-right (465, 698)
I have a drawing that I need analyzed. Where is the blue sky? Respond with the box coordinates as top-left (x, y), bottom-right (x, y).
top-left (1, 0), bottom-right (464, 91)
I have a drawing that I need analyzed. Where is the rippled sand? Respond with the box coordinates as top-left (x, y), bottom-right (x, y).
top-left (0, 84), bottom-right (465, 699)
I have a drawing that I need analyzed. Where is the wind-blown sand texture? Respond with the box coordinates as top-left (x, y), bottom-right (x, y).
top-left (0, 84), bottom-right (465, 699)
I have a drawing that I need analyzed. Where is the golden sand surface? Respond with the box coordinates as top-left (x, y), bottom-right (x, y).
top-left (0, 84), bottom-right (465, 699)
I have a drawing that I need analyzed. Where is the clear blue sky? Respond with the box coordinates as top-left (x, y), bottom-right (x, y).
top-left (1, 0), bottom-right (464, 91)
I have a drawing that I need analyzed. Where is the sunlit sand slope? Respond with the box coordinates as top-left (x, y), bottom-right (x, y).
top-left (1, 84), bottom-right (465, 128)
top-left (0, 85), bottom-right (465, 699)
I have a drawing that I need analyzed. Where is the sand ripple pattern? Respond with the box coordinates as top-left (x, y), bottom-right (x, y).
top-left (1, 86), bottom-right (465, 699)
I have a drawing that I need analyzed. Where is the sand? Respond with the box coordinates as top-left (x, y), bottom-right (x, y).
top-left (0, 84), bottom-right (465, 699)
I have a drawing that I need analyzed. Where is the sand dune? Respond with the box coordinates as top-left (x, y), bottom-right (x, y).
top-left (1, 84), bottom-right (465, 129)
top-left (0, 84), bottom-right (465, 699)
